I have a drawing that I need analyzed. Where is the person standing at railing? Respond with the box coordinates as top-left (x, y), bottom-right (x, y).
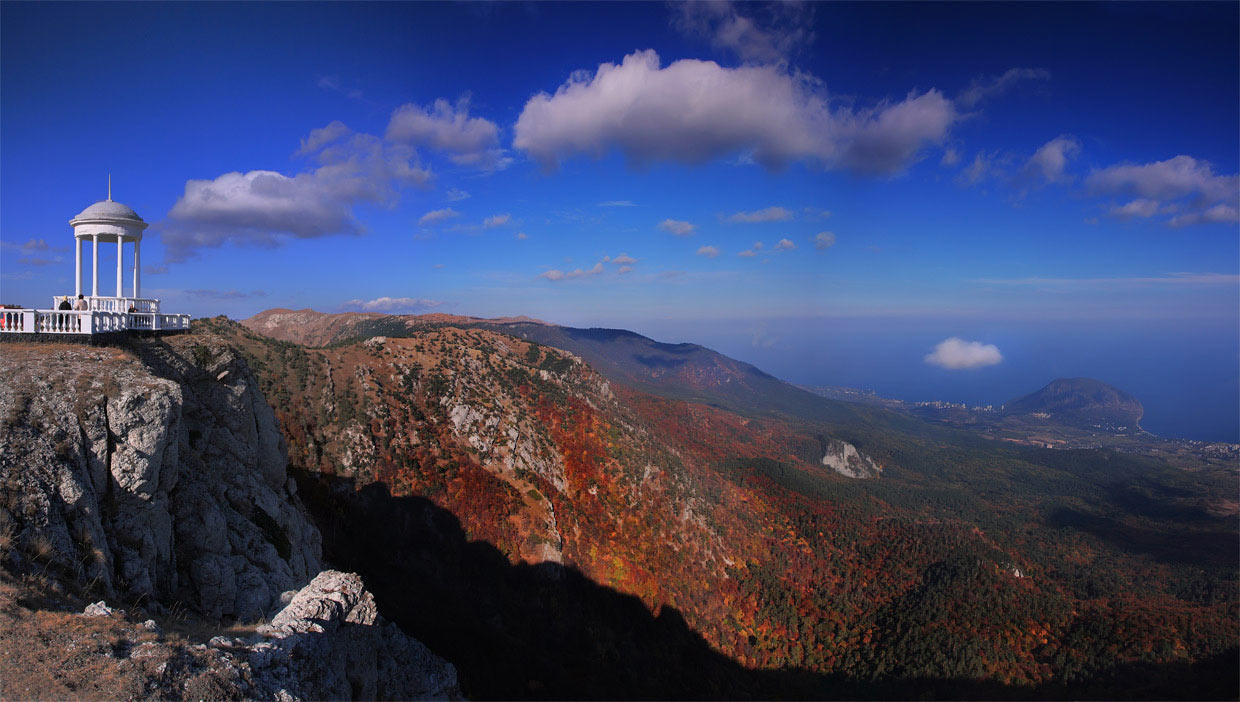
top-left (73, 294), bottom-right (88, 311)
top-left (58, 297), bottom-right (71, 310)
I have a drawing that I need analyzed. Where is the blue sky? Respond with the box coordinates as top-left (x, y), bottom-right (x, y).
top-left (3, 2), bottom-right (1238, 438)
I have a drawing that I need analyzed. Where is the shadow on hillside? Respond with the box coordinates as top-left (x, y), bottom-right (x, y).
top-left (292, 469), bottom-right (1238, 701)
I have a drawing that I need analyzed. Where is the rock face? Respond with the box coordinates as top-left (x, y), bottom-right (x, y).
top-left (249, 570), bottom-right (459, 700)
top-left (0, 340), bottom-right (320, 620)
top-left (821, 439), bottom-right (882, 479)
top-left (0, 336), bottom-right (459, 699)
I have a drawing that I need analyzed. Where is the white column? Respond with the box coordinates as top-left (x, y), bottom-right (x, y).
top-left (116, 236), bottom-right (124, 298)
top-left (133, 239), bottom-right (140, 298)
top-left (92, 234), bottom-right (99, 297)
top-left (75, 237), bottom-right (83, 297)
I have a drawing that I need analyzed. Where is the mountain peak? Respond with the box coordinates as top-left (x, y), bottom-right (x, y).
top-left (1004, 377), bottom-right (1144, 428)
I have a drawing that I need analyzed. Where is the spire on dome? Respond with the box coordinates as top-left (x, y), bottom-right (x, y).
top-left (107, 174), bottom-right (112, 202)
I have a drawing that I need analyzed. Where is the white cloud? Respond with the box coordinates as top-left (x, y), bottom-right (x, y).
top-left (1168, 203), bottom-right (1240, 228)
top-left (418, 207), bottom-right (460, 226)
top-left (541, 261), bottom-right (605, 281)
top-left (446, 188), bottom-right (470, 201)
top-left (339, 296), bottom-right (443, 313)
top-left (1087, 155), bottom-right (1239, 227)
top-left (618, 265), bottom-right (634, 274)
top-left (1025, 135), bottom-right (1080, 184)
top-left (386, 97), bottom-right (510, 171)
top-left (598, 200), bottom-right (637, 207)
top-left (959, 150), bottom-right (999, 185)
top-left (773, 237), bottom-right (796, 251)
top-left (672, 0), bottom-right (813, 65)
top-left (513, 50), bottom-right (956, 175)
top-left (738, 241), bottom-right (764, 257)
top-left (924, 337), bottom-right (1003, 370)
top-left (940, 148), bottom-right (960, 167)
top-left (696, 245), bottom-right (720, 259)
top-left (956, 67), bottom-right (1050, 109)
top-left (162, 123), bottom-right (430, 263)
top-left (725, 206), bottom-right (793, 223)
top-left (812, 231), bottom-right (836, 250)
top-left (515, 232), bottom-right (528, 240)
top-left (483, 213), bottom-right (511, 228)
top-left (611, 253), bottom-right (637, 265)
top-left (1109, 199), bottom-right (1160, 219)
top-left (658, 218), bottom-right (697, 236)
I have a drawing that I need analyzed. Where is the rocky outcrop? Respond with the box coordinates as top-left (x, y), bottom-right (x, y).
top-left (248, 570), bottom-right (459, 700)
top-left (0, 340), bottom-right (320, 621)
top-left (821, 439), bottom-right (882, 479)
top-left (0, 336), bottom-right (459, 699)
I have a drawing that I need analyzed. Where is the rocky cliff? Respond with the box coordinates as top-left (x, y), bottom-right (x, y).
top-left (0, 336), bottom-right (458, 700)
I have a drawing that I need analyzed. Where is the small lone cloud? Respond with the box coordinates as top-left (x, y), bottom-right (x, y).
top-left (658, 219), bottom-right (696, 236)
top-left (812, 232), bottom-right (836, 250)
top-left (725, 206), bottom-right (793, 223)
top-left (924, 337), bottom-right (1003, 370)
top-left (773, 238), bottom-right (796, 251)
top-left (696, 245), bottom-right (720, 259)
top-left (446, 188), bottom-right (470, 201)
top-left (419, 208), bottom-right (460, 226)
top-left (515, 232), bottom-right (528, 240)
top-left (483, 213), bottom-right (511, 229)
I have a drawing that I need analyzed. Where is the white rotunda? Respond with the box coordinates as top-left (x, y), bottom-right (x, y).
top-left (0, 184), bottom-right (190, 336)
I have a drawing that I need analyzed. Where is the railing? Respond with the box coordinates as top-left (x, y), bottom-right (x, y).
top-left (91, 311), bottom-right (127, 333)
top-left (1, 310), bottom-right (29, 332)
top-left (159, 314), bottom-right (191, 330)
top-left (59, 296), bottom-right (162, 314)
top-left (35, 311), bottom-right (88, 334)
top-left (0, 308), bottom-right (190, 335)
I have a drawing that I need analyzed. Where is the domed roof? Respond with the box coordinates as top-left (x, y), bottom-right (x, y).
top-left (72, 199), bottom-right (144, 222)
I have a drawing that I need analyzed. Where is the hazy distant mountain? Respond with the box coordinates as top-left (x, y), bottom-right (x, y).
top-left (1004, 377), bottom-right (1144, 428)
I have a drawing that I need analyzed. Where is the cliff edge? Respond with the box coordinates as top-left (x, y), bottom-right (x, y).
top-left (0, 333), bottom-right (458, 700)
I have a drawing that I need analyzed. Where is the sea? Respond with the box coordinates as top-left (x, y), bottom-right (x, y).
top-left (631, 315), bottom-right (1240, 444)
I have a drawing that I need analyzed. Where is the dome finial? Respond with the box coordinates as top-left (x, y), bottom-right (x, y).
top-left (107, 174), bottom-right (112, 202)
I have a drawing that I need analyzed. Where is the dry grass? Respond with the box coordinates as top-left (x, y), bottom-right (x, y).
top-left (0, 569), bottom-right (249, 701)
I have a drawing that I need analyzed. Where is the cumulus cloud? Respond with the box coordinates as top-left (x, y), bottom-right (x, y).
top-left (658, 218), bottom-right (697, 236)
top-left (513, 50), bottom-right (956, 175)
top-left (773, 237), bottom-right (796, 251)
top-left (541, 261), bottom-right (605, 281)
top-left (812, 231), bottom-right (836, 250)
top-left (339, 296), bottom-right (443, 313)
top-left (697, 245), bottom-right (720, 258)
top-left (386, 97), bottom-right (510, 171)
top-left (445, 188), bottom-right (470, 201)
top-left (956, 67), bottom-right (1050, 109)
top-left (418, 207), bottom-right (460, 226)
top-left (725, 206), bottom-right (793, 223)
top-left (162, 123), bottom-right (431, 263)
top-left (483, 213), bottom-right (511, 228)
top-left (924, 337), bottom-right (1003, 370)
top-left (611, 253), bottom-right (637, 265)
top-left (673, 0), bottom-right (813, 65)
top-left (1087, 155), bottom-right (1239, 227)
top-left (1025, 135), bottom-right (1080, 184)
